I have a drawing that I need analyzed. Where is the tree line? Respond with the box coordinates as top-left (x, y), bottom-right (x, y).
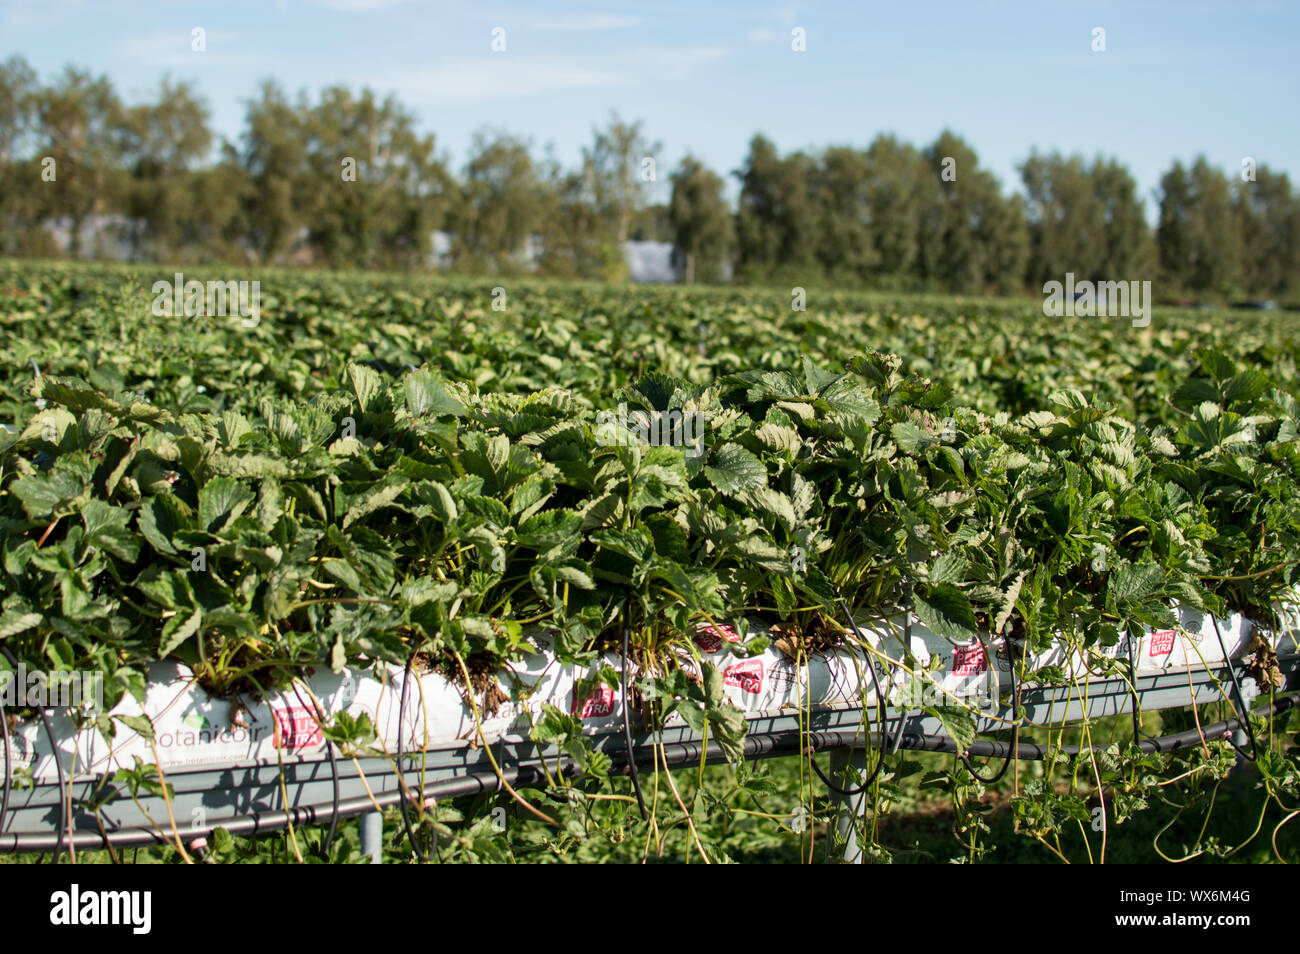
top-left (2, 56), bottom-right (1298, 301)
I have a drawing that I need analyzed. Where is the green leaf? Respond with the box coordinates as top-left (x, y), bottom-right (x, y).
top-left (342, 476), bottom-right (409, 528)
top-left (212, 827), bottom-right (234, 853)
top-left (0, 611), bottom-right (42, 640)
top-left (116, 714), bottom-right (155, 742)
top-left (993, 571), bottom-right (1026, 635)
top-left (10, 470), bottom-right (85, 519)
top-left (1107, 563), bottom-right (1163, 605)
top-left (347, 362), bottom-right (384, 413)
top-left (160, 607), bottom-right (203, 657)
top-left (914, 583), bottom-right (979, 643)
top-left (199, 477), bottom-right (255, 533)
top-left (81, 499), bottom-right (140, 562)
top-left (590, 527), bottom-right (653, 563)
top-left (926, 705), bottom-right (976, 755)
top-left (705, 443), bottom-right (767, 495)
top-left (411, 480), bottom-right (458, 524)
top-left (891, 421), bottom-right (933, 455)
top-left (138, 494), bottom-right (189, 556)
top-left (403, 370), bottom-right (463, 417)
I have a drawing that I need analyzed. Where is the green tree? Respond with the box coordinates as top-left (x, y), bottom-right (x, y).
top-left (669, 155), bottom-right (733, 284)
top-left (34, 66), bottom-right (130, 258)
top-left (917, 131), bottom-right (1025, 294)
top-left (733, 134), bottom-right (817, 283)
top-left (629, 203), bottom-right (671, 242)
top-left (1020, 151), bottom-right (1150, 288)
top-left (585, 112), bottom-right (660, 245)
top-left (184, 150), bottom-right (250, 264)
top-left (303, 86), bottom-right (450, 269)
top-left (1157, 157), bottom-right (1238, 298)
top-left (122, 77), bottom-right (212, 261)
top-left (810, 146), bottom-right (878, 284)
top-left (237, 80), bottom-right (310, 263)
top-left (0, 54), bottom-right (37, 164)
top-left (450, 129), bottom-right (544, 273)
top-left (1233, 164), bottom-right (1300, 299)
top-left (1092, 157), bottom-right (1152, 280)
top-left (0, 55), bottom-right (53, 256)
top-left (535, 153), bottom-right (625, 281)
top-left (863, 134), bottom-right (924, 286)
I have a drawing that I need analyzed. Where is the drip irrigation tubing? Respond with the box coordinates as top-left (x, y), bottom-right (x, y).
top-left (396, 653), bottom-right (434, 862)
top-left (809, 598), bottom-right (903, 797)
top-left (620, 601), bottom-right (647, 819)
top-left (1211, 616), bottom-right (1260, 761)
top-left (958, 631), bottom-right (1020, 784)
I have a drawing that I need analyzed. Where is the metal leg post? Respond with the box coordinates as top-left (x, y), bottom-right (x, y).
top-left (360, 810), bottom-right (383, 864)
top-left (827, 747), bottom-right (869, 864)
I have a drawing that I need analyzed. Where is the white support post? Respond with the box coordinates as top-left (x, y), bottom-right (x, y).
top-left (360, 810), bottom-right (383, 864)
top-left (827, 748), bottom-right (869, 865)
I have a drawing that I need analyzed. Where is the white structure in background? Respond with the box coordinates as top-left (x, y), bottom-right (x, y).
top-left (38, 219), bottom-right (708, 285)
top-left (45, 215), bottom-right (135, 261)
top-left (430, 230), bottom-right (453, 268)
top-left (623, 241), bottom-right (677, 283)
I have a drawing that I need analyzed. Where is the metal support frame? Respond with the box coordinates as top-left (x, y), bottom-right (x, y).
top-left (0, 655), bottom-right (1293, 853)
top-left (827, 748), bottom-right (869, 864)
top-left (359, 811), bottom-right (383, 864)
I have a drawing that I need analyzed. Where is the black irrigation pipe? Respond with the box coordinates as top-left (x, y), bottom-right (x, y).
top-left (958, 631), bottom-right (1020, 785)
top-left (3, 689), bottom-right (1293, 855)
top-left (0, 656), bottom-right (10, 840)
top-left (1211, 616), bottom-right (1260, 761)
top-left (620, 600), bottom-right (647, 819)
top-left (809, 598), bottom-right (902, 797)
top-left (395, 653), bottom-right (433, 862)
top-left (1127, 631), bottom-right (1146, 745)
top-left (298, 684), bottom-right (341, 858)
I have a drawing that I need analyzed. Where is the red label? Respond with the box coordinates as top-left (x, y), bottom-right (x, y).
top-left (1149, 629), bottom-right (1176, 657)
top-left (952, 643), bottom-right (988, 675)
top-left (273, 706), bottom-right (323, 749)
top-left (724, 659), bottom-right (764, 695)
top-left (572, 684), bottom-right (616, 719)
top-left (694, 621), bottom-right (741, 654)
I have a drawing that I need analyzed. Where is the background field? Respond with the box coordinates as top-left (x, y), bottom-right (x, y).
top-left (2, 261), bottom-right (1298, 863)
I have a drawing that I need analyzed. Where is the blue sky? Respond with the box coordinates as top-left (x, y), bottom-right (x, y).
top-left (3, 0), bottom-right (1297, 214)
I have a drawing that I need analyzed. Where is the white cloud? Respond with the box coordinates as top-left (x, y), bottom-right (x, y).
top-left (385, 58), bottom-right (626, 103)
top-left (381, 44), bottom-right (729, 104)
top-left (747, 5), bottom-right (803, 45)
top-left (512, 13), bottom-right (643, 32)
top-left (299, 0), bottom-right (413, 10)
top-left (0, 0), bottom-right (87, 31)
top-left (116, 29), bottom-right (242, 70)
top-left (625, 45), bottom-right (730, 80)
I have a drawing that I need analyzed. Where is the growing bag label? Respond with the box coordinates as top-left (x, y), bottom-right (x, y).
top-left (694, 622), bottom-right (741, 654)
top-left (572, 683), bottom-right (616, 719)
top-left (724, 659), bottom-right (764, 694)
top-left (272, 706), bottom-right (323, 749)
top-left (1149, 630), bottom-right (1176, 657)
top-left (951, 642), bottom-right (987, 675)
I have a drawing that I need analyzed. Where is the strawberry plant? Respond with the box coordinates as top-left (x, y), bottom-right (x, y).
top-left (1, 261), bottom-right (1298, 863)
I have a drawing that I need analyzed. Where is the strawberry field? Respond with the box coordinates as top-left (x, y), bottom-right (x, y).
top-left (1, 260), bottom-right (1299, 864)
